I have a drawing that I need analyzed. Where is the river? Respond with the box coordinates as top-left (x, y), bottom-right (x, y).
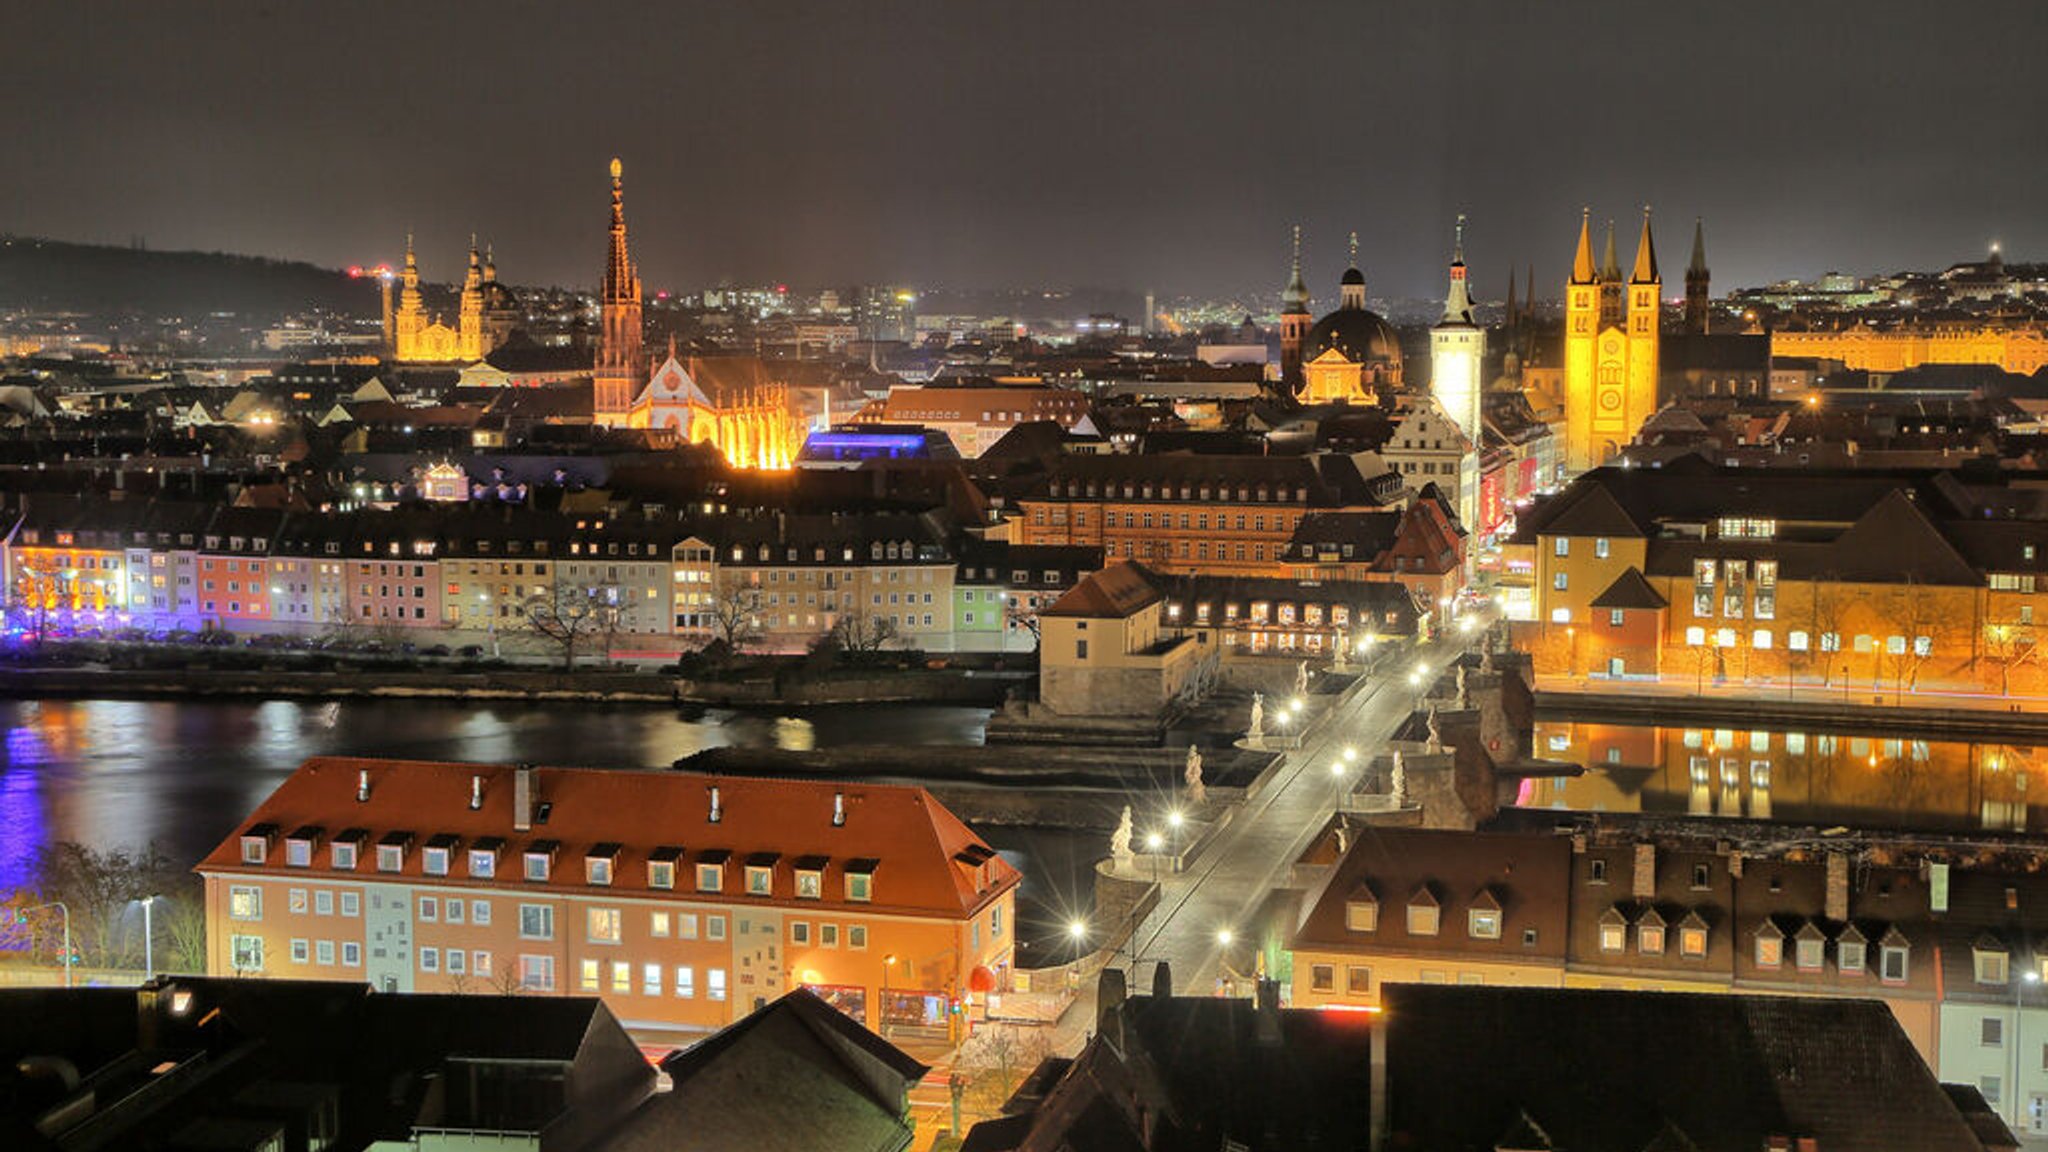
top-left (0, 696), bottom-right (1100, 956)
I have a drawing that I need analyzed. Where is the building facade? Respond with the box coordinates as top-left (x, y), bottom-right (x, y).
top-left (1563, 209), bottom-right (1661, 474)
top-left (199, 758), bottom-right (1020, 1045)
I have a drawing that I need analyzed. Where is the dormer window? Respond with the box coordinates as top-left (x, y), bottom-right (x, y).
top-left (284, 826), bottom-right (322, 868)
top-left (1345, 884), bottom-right (1379, 932)
top-left (745, 853), bottom-right (779, 896)
top-left (1468, 889), bottom-right (1502, 940)
top-left (1406, 886), bottom-right (1440, 936)
top-left (1880, 927), bottom-right (1911, 983)
top-left (1754, 920), bottom-right (1785, 969)
top-left (696, 850), bottom-right (730, 892)
top-left (524, 840), bottom-right (559, 882)
top-left (1975, 935), bottom-right (2011, 984)
top-left (469, 837), bottom-right (503, 879)
top-left (1677, 911), bottom-right (1709, 958)
top-left (586, 843), bottom-right (621, 886)
top-left (1637, 908), bottom-right (1667, 955)
top-left (845, 858), bottom-right (878, 902)
top-left (795, 856), bottom-right (828, 900)
top-left (376, 831), bottom-right (412, 873)
top-left (649, 847), bottom-right (682, 889)
top-left (424, 834), bottom-right (460, 877)
top-left (331, 829), bottom-right (366, 871)
top-left (1838, 925), bottom-right (1867, 974)
top-left (1599, 906), bottom-right (1628, 953)
top-left (1794, 922), bottom-right (1826, 971)
top-left (240, 823), bottom-right (279, 865)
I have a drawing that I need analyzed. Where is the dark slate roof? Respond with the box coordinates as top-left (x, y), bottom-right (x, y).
top-left (1383, 984), bottom-right (1985, 1152)
top-left (1590, 567), bottom-right (1669, 611)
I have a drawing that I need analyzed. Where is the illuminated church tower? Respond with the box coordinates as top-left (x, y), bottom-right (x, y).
top-left (1278, 225), bottom-right (1311, 393)
top-left (456, 237), bottom-right (485, 361)
top-left (594, 158), bottom-right (645, 426)
top-left (394, 234), bottom-right (426, 359)
top-left (1563, 207), bottom-right (1661, 474)
top-left (1430, 215), bottom-right (1484, 537)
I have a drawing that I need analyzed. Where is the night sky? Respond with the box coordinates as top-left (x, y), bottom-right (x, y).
top-left (6, 1), bottom-right (2042, 301)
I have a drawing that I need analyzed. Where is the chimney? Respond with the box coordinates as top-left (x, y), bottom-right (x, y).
top-left (1825, 854), bottom-right (1849, 923)
top-left (709, 785), bottom-right (723, 823)
top-left (513, 765), bottom-right (534, 832)
top-left (356, 769), bottom-right (370, 803)
top-left (1096, 966), bottom-right (1127, 1045)
top-left (1151, 960), bottom-right (1173, 999)
top-left (1254, 977), bottom-right (1282, 1048)
top-left (1632, 843), bottom-right (1656, 901)
top-left (469, 775), bottom-right (483, 811)
top-left (832, 792), bottom-right (846, 827)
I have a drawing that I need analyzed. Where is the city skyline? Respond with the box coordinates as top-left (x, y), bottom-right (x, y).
top-left (6, 1), bottom-right (2043, 300)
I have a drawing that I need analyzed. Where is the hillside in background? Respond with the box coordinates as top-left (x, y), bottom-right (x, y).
top-left (0, 235), bottom-right (376, 321)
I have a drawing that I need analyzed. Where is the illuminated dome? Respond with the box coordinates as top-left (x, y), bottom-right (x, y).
top-left (1306, 306), bottom-right (1401, 367)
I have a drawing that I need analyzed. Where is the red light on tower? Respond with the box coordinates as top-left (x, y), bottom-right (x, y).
top-left (347, 265), bottom-right (364, 278)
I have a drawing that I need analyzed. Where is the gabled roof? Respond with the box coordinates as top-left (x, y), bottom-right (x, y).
top-left (1538, 481), bottom-right (1645, 539)
top-left (1590, 568), bottom-right (1669, 611)
top-left (1040, 560), bottom-right (1163, 619)
top-left (608, 989), bottom-right (926, 1152)
top-left (199, 758), bottom-right (1017, 919)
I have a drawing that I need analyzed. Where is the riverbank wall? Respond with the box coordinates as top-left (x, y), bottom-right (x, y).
top-left (0, 666), bottom-right (681, 703)
top-left (1537, 689), bottom-right (2048, 742)
top-left (675, 668), bottom-right (1026, 707)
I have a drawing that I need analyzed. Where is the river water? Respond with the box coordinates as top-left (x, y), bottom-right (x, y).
top-left (0, 696), bottom-right (1100, 956)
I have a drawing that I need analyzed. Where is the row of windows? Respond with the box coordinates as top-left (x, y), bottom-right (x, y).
top-left (254, 835), bottom-right (878, 903)
top-left (577, 959), bottom-right (728, 999)
top-left (1680, 626), bottom-right (1931, 656)
top-left (1308, 963), bottom-right (1483, 993)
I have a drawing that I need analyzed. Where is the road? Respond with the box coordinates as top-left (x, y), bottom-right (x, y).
top-left (1045, 623), bottom-right (1484, 1050)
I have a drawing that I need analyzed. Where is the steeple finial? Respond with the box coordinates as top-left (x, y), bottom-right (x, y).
top-left (1453, 214), bottom-right (1466, 263)
top-left (1570, 208), bottom-right (1596, 285)
top-left (1631, 205), bottom-right (1659, 284)
top-left (1281, 224), bottom-right (1310, 313)
top-left (1440, 215), bottom-right (1474, 326)
top-left (1348, 230), bottom-right (1359, 268)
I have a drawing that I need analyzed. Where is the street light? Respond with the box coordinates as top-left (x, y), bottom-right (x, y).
top-left (137, 894), bottom-right (162, 979)
top-left (2014, 967), bottom-right (2041, 1129)
top-left (1067, 919), bottom-right (1087, 943)
top-left (1216, 928), bottom-right (1234, 947)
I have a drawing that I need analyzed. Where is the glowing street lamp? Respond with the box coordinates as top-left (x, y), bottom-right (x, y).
top-left (1216, 928), bottom-right (1235, 947)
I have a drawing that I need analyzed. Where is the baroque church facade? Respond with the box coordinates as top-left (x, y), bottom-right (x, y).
top-left (1278, 231), bottom-right (1404, 405)
top-left (388, 237), bottom-right (520, 363)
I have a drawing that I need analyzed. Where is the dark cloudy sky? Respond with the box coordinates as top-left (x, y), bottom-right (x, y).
top-left (5, 1), bottom-right (2041, 301)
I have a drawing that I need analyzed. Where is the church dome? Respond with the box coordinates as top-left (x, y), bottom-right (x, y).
top-left (1340, 265), bottom-right (1365, 287)
top-left (1306, 306), bottom-right (1400, 366)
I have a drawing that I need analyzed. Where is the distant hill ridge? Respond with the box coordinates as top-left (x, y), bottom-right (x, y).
top-left (0, 234), bottom-right (375, 321)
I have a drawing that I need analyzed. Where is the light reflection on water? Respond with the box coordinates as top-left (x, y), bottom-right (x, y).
top-left (0, 698), bottom-right (990, 891)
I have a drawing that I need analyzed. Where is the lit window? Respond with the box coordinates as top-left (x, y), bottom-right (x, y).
top-left (746, 866), bottom-right (774, 895)
top-left (469, 848), bottom-right (496, 878)
top-left (587, 856), bottom-right (614, 886)
top-left (708, 968), bottom-right (728, 1001)
top-left (674, 966), bottom-right (696, 998)
top-left (1680, 926), bottom-right (1708, 958)
top-left (1468, 909), bottom-right (1501, 940)
top-left (697, 863), bottom-right (724, 892)
top-left (579, 959), bottom-right (600, 991)
top-left (644, 963), bottom-right (662, 996)
top-left (1345, 897), bottom-right (1379, 933)
top-left (1685, 626), bottom-right (1706, 646)
top-left (520, 955), bottom-right (556, 992)
top-left (651, 911), bottom-right (671, 938)
top-left (587, 907), bottom-right (621, 944)
top-left (229, 886), bottom-right (263, 920)
top-left (649, 860), bottom-right (676, 890)
top-left (612, 962), bottom-right (630, 993)
top-left (1978, 948), bottom-right (2011, 985)
top-left (1756, 932), bottom-right (1783, 969)
top-left (230, 935), bottom-right (264, 972)
top-left (1639, 924), bottom-right (1665, 955)
top-left (796, 870), bottom-right (823, 900)
top-left (1406, 895), bottom-right (1440, 936)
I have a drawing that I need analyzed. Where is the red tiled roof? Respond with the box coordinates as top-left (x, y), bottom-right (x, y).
top-left (1040, 560), bottom-right (1163, 618)
top-left (198, 757), bottom-right (1018, 919)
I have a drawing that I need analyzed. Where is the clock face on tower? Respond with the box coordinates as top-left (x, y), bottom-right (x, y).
top-left (1598, 388), bottom-right (1623, 412)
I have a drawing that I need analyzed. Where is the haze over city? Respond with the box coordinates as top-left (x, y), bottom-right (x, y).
top-left (6, 0), bottom-right (2043, 296)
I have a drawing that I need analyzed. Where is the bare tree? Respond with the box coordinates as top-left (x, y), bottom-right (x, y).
top-left (830, 607), bottom-right (901, 655)
top-left (706, 578), bottom-right (765, 652)
top-left (1003, 595), bottom-right (1043, 651)
top-left (1983, 619), bottom-right (2040, 696)
top-left (522, 574), bottom-right (623, 671)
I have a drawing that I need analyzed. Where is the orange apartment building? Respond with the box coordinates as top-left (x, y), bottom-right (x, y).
top-left (1014, 453), bottom-right (1397, 578)
top-left (1514, 460), bottom-right (2048, 696)
top-left (198, 758), bottom-right (1020, 1045)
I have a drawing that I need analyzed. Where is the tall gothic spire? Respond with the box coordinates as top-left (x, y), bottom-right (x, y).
top-left (1570, 208), bottom-right (1597, 285)
top-left (603, 157), bottom-right (638, 305)
top-left (1441, 214), bottom-right (1475, 326)
top-left (1631, 206), bottom-right (1659, 284)
top-left (1600, 219), bottom-right (1620, 282)
top-left (1687, 217), bottom-right (1708, 278)
top-left (1281, 224), bottom-right (1310, 313)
